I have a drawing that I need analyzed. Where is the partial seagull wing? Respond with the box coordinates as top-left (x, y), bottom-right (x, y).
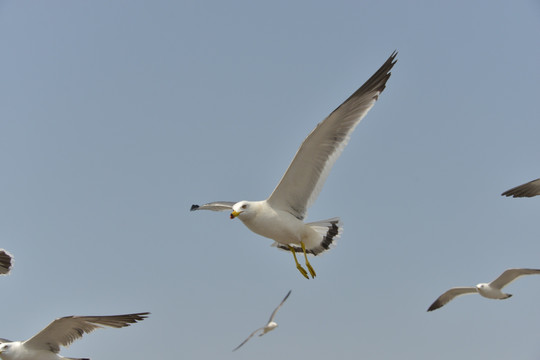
top-left (267, 52), bottom-right (397, 220)
top-left (0, 250), bottom-right (13, 275)
top-left (268, 290), bottom-right (291, 323)
top-left (489, 268), bottom-right (540, 289)
top-left (23, 312), bottom-right (149, 352)
top-left (502, 178), bottom-right (540, 198)
top-left (232, 327), bottom-right (264, 352)
top-left (190, 201), bottom-right (236, 212)
top-left (427, 287), bottom-right (477, 311)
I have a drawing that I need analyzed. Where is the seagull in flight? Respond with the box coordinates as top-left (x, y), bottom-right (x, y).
top-left (233, 290), bottom-right (291, 351)
top-left (0, 250), bottom-right (13, 275)
top-left (502, 178), bottom-right (540, 198)
top-left (0, 312), bottom-right (149, 360)
top-left (192, 52), bottom-right (397, 279)
top-left (427, 268), bottom-right (540, 311)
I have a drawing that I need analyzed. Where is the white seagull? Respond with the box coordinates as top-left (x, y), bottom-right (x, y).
top-left (0, 250), bottom-right (13, 275)
top-left (191, 52), bottom-right (397, 279)
top-left (0, 312), bottom-right (149, 360)
top-left (427, 268), bottom-right (540, 311)
top-left (233, 290), bottom-right (291, 351)
top-left (502, 178), bottom-right (540, 198)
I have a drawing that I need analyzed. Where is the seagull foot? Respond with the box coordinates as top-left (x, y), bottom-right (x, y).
top-left (306, 262), bottom-right (316, 278)
top-left (296, 264), bottom-right (309, 279)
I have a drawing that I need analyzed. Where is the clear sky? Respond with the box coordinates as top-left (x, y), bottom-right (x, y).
top-left (1, 1), bottom-right (540, 359)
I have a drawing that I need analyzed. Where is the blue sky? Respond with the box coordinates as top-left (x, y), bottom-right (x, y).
top-left (1, 1), bottom-right (540, 359)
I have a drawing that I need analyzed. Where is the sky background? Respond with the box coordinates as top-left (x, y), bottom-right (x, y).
top-left (1, 1), bottom-right (540, 359)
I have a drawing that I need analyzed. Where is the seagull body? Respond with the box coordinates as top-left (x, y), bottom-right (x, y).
top-left (427, 268), bottom-right (540, 311)
top-left (233, 290), bottom-right (291, 351)
top-left (502, 178), bottom-right (540, 198)
top-left (0, 312), bottom-right (149, 360)
top-left (192, 52), bottom-right (397, 278)
top-left (0, 250), bottom-right (13, 275)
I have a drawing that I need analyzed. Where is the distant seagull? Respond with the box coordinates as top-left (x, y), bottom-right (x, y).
top-left (427, 268), bottom-right (540, 311)
top-left (233, 290), bottom-right (291, 351)
top-left (0, 312), bottom-right (149, 360)
top-left (502, 178), bottom-right (540, 198)
top-left (0, 250), bottom-right (13, 275)
top-left (192, 52), bottom-right (397, 279)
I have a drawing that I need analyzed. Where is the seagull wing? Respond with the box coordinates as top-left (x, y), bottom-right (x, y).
top-left (232, 327), bottom-right (264, 352)
top-left (502, 178), bottom-right (540, 198)
top-left (427, 287), bottom-right (477, 311)
top-left (190, 201), bottom-right (237, 212)
top-left (23, 312), bottom-right (149, 353)
top-left (266, 52), bottom-right (397, 220)
top-left (489, 268), bottom-right (540, 289)
top-left (0, 250), bottom-right (13, 275)
top-left (268, 290), bottom-right (291, 323)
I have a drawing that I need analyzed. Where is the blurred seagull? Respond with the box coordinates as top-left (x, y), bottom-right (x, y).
top-left (233, 290), bottom-right (291, 351)
top-left (427, 268), bottom-right (540, 311)
top-left (192, 52), bottom-right (397, 279)
top-left (502, 178), bottom-right (540, 198)
top-left (0, 250), bottom-right (13, 275)
top-left (0, 312), bottom-right (149, 360)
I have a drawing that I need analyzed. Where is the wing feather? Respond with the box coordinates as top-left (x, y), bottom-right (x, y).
top-left (23, 312), bottom-right (149, 353)
top-left (267, 290), bottom-right (291, 323)
top-left (501, 178), bottom-right (540, 198)
top-left (232, 327), bottom-right (264, 352)
top-left (489, 268), bottom-right (540, 289)
top-left (427, 287), bottom-right (477, 311)
top-left (267, 52), bottom-right (397, 219)
top-left (0, 249), bottom-right (13, 275)
top-left (190, 201), bottom-right (236, 212)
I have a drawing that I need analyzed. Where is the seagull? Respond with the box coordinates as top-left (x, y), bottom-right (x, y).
top-left (0, 312), bottom-right (149, 360)
top-left (191, 52), bottom-right (397, 279)
top-left (233, 290), bottom-right (291, 351)
top-left (427, 268), bottom-right (540, 311)
top-left (502, 178), bottom-right (540, 198)
top-left (0, 250), bottom-right (13, 275)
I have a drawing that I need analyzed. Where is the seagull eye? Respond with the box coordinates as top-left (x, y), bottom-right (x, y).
top-left (241, 204), bottom-right (247, 209)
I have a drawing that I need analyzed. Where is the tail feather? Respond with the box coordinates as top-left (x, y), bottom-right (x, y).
top-left (272, 218), bottom-right (342, 256)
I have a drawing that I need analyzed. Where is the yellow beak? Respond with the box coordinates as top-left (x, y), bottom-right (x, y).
top-left (230, 210), bottom-right (241, 219)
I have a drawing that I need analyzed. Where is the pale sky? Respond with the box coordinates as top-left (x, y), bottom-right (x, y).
top-left (1, 1), bottom-right (540, 359)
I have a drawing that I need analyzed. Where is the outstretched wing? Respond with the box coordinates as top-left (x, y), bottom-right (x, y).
top-left (427, 287), bottom-right (477, 311)
top-left (190, 201), bottom-right (236, 212)
top-left (232, 327), bottom-right (264, 352)
top-left (502, 178), bottom-right (540, 198)
top-left (267, 52), bottom-right (397, 220)
top-left (23, 312), bottom-right (149, 353)
top-left (489, 268), bottom-right (540, 289)
top-left (268, 290), bottom-right (291, 323)
top-left (0, 249), bottom-right (13, 275)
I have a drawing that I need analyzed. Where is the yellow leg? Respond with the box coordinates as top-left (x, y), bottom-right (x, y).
top-left (301, 242), bottom-right (316, 278)
top-left (289, 245), bottom-right (309, 279)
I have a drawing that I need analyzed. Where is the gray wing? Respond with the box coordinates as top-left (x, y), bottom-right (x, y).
top-left (0, 250), bottom-right (13, 275)
top-left (0, 338), bottom-right (12, 343)
top-left (502, 178), bottom-right (540, 198)
top-left (268, 290), bottom-right (291, 323)
top-left (427, 287), bottom-right (477, 311)
top-left (23, 312), bottom-right (149, 352)
top-left (232, 327), bottom-right (264, 352)
top-left (489, 268), bottom-right (540, 289)
top-left (190, 201), bottom-right (236, 212)
top-left (267, 52), bottom-right (397, 220)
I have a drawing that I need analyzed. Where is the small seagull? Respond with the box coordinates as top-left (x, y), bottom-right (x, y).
top-left (502, 178), bottom-right (540, 198)
top-left (233, 290), bottom-right (291, 351)
top-left (0, 250), bottom-right (13, 275)
top-left (427, 268), bottom-right (540, 311)
top-left (192, 52), bottom-right (397, 279)
top-left (0, 312), bottom-right (149, 360)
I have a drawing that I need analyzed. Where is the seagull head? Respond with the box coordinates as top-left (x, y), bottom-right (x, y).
top-left (0, 342), bottom-right (21, 360)
top-left (230, 201), bottom-right (251, 219)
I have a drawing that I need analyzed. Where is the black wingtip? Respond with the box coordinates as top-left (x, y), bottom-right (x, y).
top-left (190, 204), bottom-right (200, 211)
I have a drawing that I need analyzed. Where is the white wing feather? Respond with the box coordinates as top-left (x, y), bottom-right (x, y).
top-left (489, 268), bottom-right (540, 289)
top-left (267, 52), bottom-right (397, 220)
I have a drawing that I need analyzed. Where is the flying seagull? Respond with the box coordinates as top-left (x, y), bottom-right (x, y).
top-left (0, 250), bottom-right (13, 275)
top-left (427, 268), bottom-right (540, 311)
top-left (233, 290), bottom-right (291, 351)
top-left (0, 312), bottom-right (149, 360)
top-left (502, 178), bottom-right (540, 198)
top-left (192, 52), bottom-right (397, 279)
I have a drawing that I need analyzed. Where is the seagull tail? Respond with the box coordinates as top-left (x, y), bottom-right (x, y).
top-left (272, 218), bottom-right (342, 256)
